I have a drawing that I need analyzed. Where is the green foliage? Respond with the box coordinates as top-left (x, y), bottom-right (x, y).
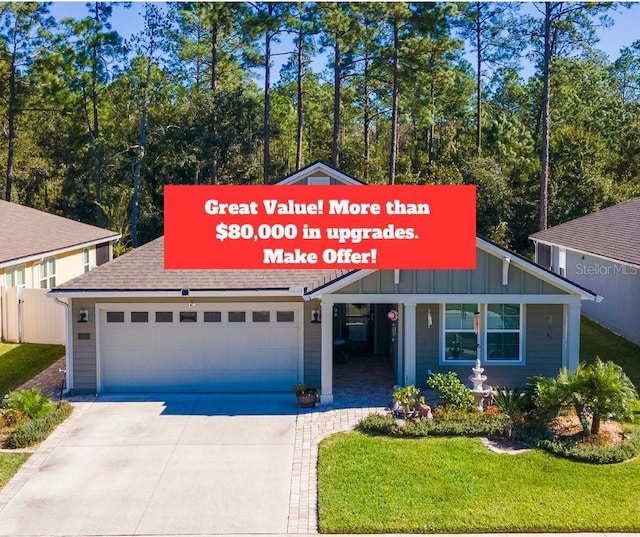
top-left (5, 402), bottom-right (72, 449)
top-left (0, 453), bottom-right (30, 490)
top-left (525, 375), bottom-right (567, 422)
top-left (492, 387), bottom-right (526, 417)
top-left (427, 371), bottom-right (475, 411)
top-left (4, 388), bottom-right (53, 420)
top-left (391, 385), bottom-right (424, 417)
top-left (358, 410), bottom-right (510, 438)
top-left (540, 427), bottom-right (640, 464)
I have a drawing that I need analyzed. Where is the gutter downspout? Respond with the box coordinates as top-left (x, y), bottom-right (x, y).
top-left (53, 297), bottom-right (71, 394)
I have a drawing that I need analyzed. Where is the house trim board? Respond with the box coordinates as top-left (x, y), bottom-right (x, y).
top-left (531, 238), bottom-right (640, 271)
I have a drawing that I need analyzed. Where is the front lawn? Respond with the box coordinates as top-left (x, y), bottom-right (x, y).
top-left (0, 453), bottom-right (30, 490)
top-left (318, 432), bottom-right (640, 533)
top-left (0, 343), bottom-right (64, 397)
top-left (581, 316), bottom-right (640, 388)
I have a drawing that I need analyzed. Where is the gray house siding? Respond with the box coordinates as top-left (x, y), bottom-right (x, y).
top-left (413, 303), bottom-right (564, 389)
top-left (334, 250), bottom-right (565, 296)
top-left (564, 250), bottom-right (640, 345)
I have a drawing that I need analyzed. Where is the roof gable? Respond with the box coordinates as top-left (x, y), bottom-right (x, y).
top-left (530, 197), bottom-right (640, 267)
top-left (275, 161), bottom-right (365, 186)
top-left (0, 200), bottom-right (120, 267)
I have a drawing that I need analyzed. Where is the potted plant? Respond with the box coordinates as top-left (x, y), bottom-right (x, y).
top-left (292, 384), bottom-right (319, 408)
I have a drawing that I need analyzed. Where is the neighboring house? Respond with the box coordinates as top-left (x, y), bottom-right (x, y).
top-left (530, 197), bottom-right (640, 346)
top-left (0, 200), bottom-right (120, 343)
top-left (50, 163), bottom-right (597, 401)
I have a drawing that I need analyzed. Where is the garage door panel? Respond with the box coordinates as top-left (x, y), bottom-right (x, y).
top-left (101, 305), bottom-right (301, 393)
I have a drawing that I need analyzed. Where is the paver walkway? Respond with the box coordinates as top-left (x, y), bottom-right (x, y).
top-left (16, 357), bottom-right (66, 399)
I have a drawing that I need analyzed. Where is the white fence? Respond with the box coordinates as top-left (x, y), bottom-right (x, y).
top-left (0, 287), bottom-right (66, 344)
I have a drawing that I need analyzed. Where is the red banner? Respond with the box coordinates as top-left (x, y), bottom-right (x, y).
top-left (164, 185), bottom-right (476, 270)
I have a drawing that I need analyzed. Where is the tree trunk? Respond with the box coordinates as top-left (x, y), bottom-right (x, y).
top-left (591, 411), bottom-right (601, 435)
top-left (5, 53), bottom-right (16, 202)
top-left (211, 19), bottom-right (219, 184)
top-left (475, 3), bottom-right (482, 157)
top-left (331, 36), bottom-right (341, 169)
top-left (363, 54), bottom-right (371, 181)
top-left (92, 1), bottom-right (101, 202)
top-left (295, 25), bottom-right (304, 170)
top-left (132, 58), bottom-right (151, 249)
top-left (428, 82), bottom-right (435, 163)
top-left (263, 4), bottom-right (274, 184)
top-left (389, 17), bottom-right (399, 185)
top-left (539, 2), bottom-right (552, 231)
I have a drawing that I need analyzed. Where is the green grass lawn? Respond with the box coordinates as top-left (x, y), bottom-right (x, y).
top-left (0, 343), bottom-right (64, 397)
top-left (581, 316), bottom-right (640, 388)
top-left (0, 453), bottom-right (30, 490)
top-left (318, 432), bottom-right (640, 533)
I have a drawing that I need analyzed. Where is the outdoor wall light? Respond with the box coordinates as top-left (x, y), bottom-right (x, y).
top-left (78, 308), bottom-right (89, 323)
top-left (311, 309), bottom-right (321, 323)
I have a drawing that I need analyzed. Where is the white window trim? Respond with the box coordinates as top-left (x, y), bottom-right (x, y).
top-left (39, 257), bottom-right (56, 289)
top-left (439, 303), bottom-right (526, 366)
top-left (484, 303), bottom-right (525, 366)
top-left (4, 264), bottom-right (26, 288)
top-left (440, 303), bottom-right (479, 366)
top-left (83, 248), bottom-right (91, 273)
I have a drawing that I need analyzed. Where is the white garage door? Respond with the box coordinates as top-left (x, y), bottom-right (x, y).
top-left (98, 304), bottom-right (302, 393)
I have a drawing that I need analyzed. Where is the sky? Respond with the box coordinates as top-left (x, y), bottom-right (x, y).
top-left (48, 1), bottom-right (640, 83)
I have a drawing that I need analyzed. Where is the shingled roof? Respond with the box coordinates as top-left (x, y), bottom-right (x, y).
top-left (52, 236), bottom-right (352, 294)
top-left (0, 200), bottom-right (119, 265)
top-left (530, 197), bottom-right (640, 267)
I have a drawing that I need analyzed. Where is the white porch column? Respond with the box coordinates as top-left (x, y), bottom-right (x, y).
top-left (403, 302), bottom-right (417, 385)
top-left (320, 299), bottom-right (334, 404)
top-left (565, 298), bottom-right (582, 372)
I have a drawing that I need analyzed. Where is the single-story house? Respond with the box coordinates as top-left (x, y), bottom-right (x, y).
top-left (530, 197), bottom-right (640, 346)
top-left (0, 200), bottom-right (120, 343)
top-left (50, 163), bottom-right (597, 402)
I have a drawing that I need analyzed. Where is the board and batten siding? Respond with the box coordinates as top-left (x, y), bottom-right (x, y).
top-left (333, 250), bottom-right (565, 296)
top-left (414, 303), bottom-right (564, 388)
top-left (70, 296), bottom-right (306, 393)
top-left (303, 299), bottom-right (322, 389)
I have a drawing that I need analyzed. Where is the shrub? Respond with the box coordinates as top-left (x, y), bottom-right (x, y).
top-left (525, 375), bottom-right (568, 423)
top-left (6, 402), bottom-right (72, 449)
top-left (492, 387), bottom-right (526, 418)
top-left (4, 388), bottom-right (54, 420)
top-left (539, 429), bottom-right (640, 464)
top-left (427, 372), bottom-right (475, 411)
top-left (358, 410), bottom-right (509, 438)
top-left (392, 385), bottom-right (424, 417)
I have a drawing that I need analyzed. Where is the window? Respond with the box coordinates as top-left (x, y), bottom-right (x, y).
top-left (131, 312), bottom-right (149, 323)
top-left (39, 257), bottom-right (56, 288)
top-left (5, 265), bottom-right (25, 287)
top-left (486, 304), bottom-right (522, 362)
top-left (277, 311), bottom-right (294, 323)
top-left (228, 311), bottom-right (246, 323)
top-left (180, 311), bottom-right (197, 322)
top-left (83, 248), bottom-right (91, 273)
top-left (106, 311), bottom-right (125, 323)
top-left (558, 248), bottom-right (566, 277)
top-left (204, 311), bottom-right (221, 322)
top-left (155, 312), bottom-right (173, 323)
top-left (252, 311), bottom-right (270, 323)
top-left (443, 304), bottom-right (478, 362)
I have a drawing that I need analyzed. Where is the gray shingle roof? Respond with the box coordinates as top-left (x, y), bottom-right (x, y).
top-left (0, 200), bottom-right (119, 265)
top-left (530, 197), bottom-right (640, 267)
top-left (53, 236), bottom-right (351, 293)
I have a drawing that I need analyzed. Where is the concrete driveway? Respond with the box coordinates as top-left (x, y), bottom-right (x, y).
top-left (0, 394), bottom-right (297, 536)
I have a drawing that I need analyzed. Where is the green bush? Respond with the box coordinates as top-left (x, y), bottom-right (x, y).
top-left (539, 430), bottom-right (640, 464)
top-left (4, 388), bottom-right (54, 420)
top-left (392, 385), bottom-right (425, 417)
top-left (6, 402), bottom-right (72, 449)
top-left (427, 372), bottom-right (475, 411)
top-left (358, 410), bottom-right (510, 439)
top-left (492, 387), bottom-right (526, 418)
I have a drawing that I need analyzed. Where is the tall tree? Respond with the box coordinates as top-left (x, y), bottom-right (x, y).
top-left (530, 2), bottom-right (613, 230)
top-left (457, 2), bottom-right (520, 156)
top-left (129, 4), bottom-right (170, 247)
top-left (246, 2), bottom-right (292, 183)
top-left (0, 2), bottom-right (53, 201)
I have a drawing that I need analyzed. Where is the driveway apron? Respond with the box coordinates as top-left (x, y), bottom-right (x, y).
top-left (0, 394), bottom-right (297, 536)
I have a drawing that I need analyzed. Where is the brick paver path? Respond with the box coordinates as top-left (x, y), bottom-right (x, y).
top-left (15, 357), bottom-right (66, 400)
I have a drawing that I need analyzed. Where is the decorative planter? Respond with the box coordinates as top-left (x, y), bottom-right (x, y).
top-left (296, 393), bottom-right (318, 408)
